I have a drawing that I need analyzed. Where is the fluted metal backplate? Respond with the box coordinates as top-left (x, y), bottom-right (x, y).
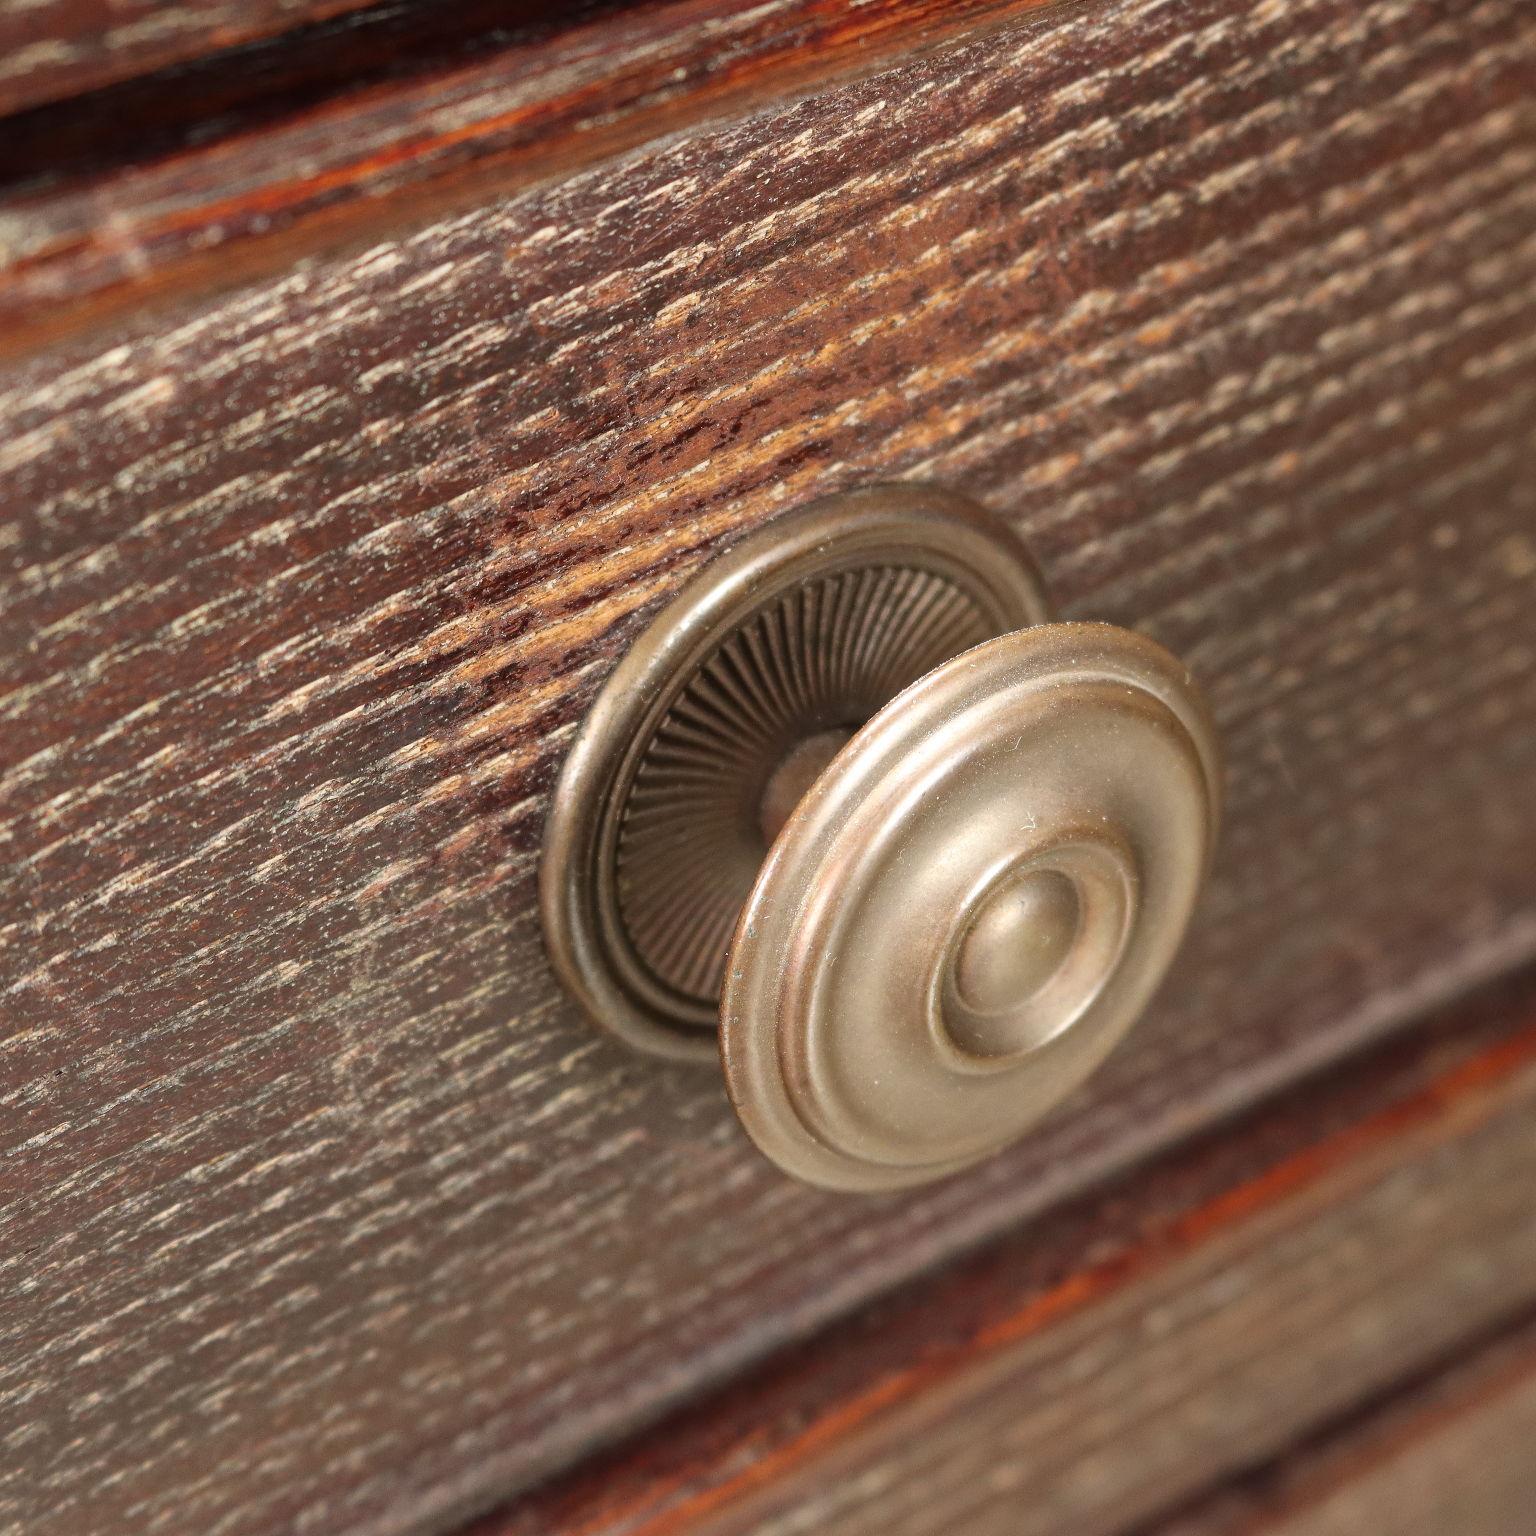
top-left (619, 567), bottom-right (992, 1005)
top-left (540, 485), bottom-right (1054, 1060)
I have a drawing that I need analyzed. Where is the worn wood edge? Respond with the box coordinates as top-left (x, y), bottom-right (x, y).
top-left (1144, 1308), bottom-right (1536, 1535)
top-left (466, 967), bottom-right (1536, 1536)
top-left (0, 0), bottom-right (381, 117)
top-left (0, 0), bottom-right (634, 177)
top-left (0, 0), bottom-right (1076, 363)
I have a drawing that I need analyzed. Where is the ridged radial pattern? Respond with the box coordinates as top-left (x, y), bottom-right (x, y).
top-left (617, 566), bottom-right (994, 1005)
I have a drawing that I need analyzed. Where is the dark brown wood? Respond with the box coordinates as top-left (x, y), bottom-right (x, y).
top-left (0, 0), bottom-right (379, 116)
top-left (0, 0), bottom-right (633, 185)
top-left (0, 0), bottom-right (1065, 359)
top-left (5, 1), bottom-right (1536, 1532)
top-left (479, 976), bottom-right (1536, 1535)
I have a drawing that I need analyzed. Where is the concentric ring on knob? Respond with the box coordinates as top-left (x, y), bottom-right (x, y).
top-left (720, 623), bottom-right (1220, 1191)
top-left (540, 485), bottom-right (1054, 1061)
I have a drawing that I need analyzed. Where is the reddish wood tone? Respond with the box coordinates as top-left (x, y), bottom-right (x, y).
top-left (0, 0), bottom-right (379, 116)
top-left (0, 0), bottom-right (1064, 359)
top-left (5, 1), bottom-right (1536, 1533)
top-left (475, 975), bottom-right (1536, 1535)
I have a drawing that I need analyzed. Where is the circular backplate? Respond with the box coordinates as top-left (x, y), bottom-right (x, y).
top-left (540, 485), bottom-right (1054, 1060)
top-left (720, 622), bottom-right (1221, 1190)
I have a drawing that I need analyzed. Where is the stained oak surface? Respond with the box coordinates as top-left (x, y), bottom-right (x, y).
top-left (487, 978), bottom-right (1536, 1536)
top-left (5, 1), bottom-right (1536, 1534)
top-left (0, 0), bottom-right (1063, 355)
top-left (0, 0), bottom-right (377, 115)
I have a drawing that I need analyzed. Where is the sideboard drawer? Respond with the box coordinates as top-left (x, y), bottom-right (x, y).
top-left (4, 0), bottom-right (1536, 1531)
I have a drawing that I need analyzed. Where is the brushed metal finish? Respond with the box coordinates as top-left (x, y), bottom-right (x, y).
top-left (542, 486), bottom-right (1220, 1187)
top-left (721, 623), bottom-right (1221, 1190)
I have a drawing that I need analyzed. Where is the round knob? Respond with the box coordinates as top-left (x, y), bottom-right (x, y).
top-left (721, 623), bottom-right (1218, 1189)
top-left (541, 486), bottom-right (1220, 1191)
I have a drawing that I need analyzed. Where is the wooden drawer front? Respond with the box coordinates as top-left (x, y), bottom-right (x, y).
top-left (4, 0), bottom-right (1536, 1531)
top-left (493, 983), bottom-right (1536, 1536)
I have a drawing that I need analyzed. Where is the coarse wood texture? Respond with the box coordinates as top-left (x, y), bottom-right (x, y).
top-left (5, 1), bottom-right (1536, 1534)
top-left (0, 0), bottom-right (1063, 357)
top-left (477, 978), bottom-right (1536, 1536)
top-left (0, 0), bottom-right (377, 115)
top-left (1152, 1312), bottom-right (1536, 1536)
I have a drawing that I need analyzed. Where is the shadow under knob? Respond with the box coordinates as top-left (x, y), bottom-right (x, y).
top-left (540, 486), bottom-right (1220, 1190)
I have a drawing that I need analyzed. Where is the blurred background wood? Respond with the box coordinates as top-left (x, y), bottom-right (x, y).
top-left (0, 0), bottom-right (381, 113)
top-left (1155, 1315), bottom-right (1536, 1536)
top-left (484, 974), bottom-right (1536, 1535)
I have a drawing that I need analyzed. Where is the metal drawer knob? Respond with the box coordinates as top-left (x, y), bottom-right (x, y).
top-left (541, 486), bottom-right (1220, 1191)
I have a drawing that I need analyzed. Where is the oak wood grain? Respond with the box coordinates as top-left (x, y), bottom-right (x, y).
top-left (0, 0), bottom-right (378, 116)
top-left (4, 1), bottom-right (1536, 1533)
top-left (483, 977), bottom-right (1536, 1536)
top-left (0, 0), bottom-right (1065, 359)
